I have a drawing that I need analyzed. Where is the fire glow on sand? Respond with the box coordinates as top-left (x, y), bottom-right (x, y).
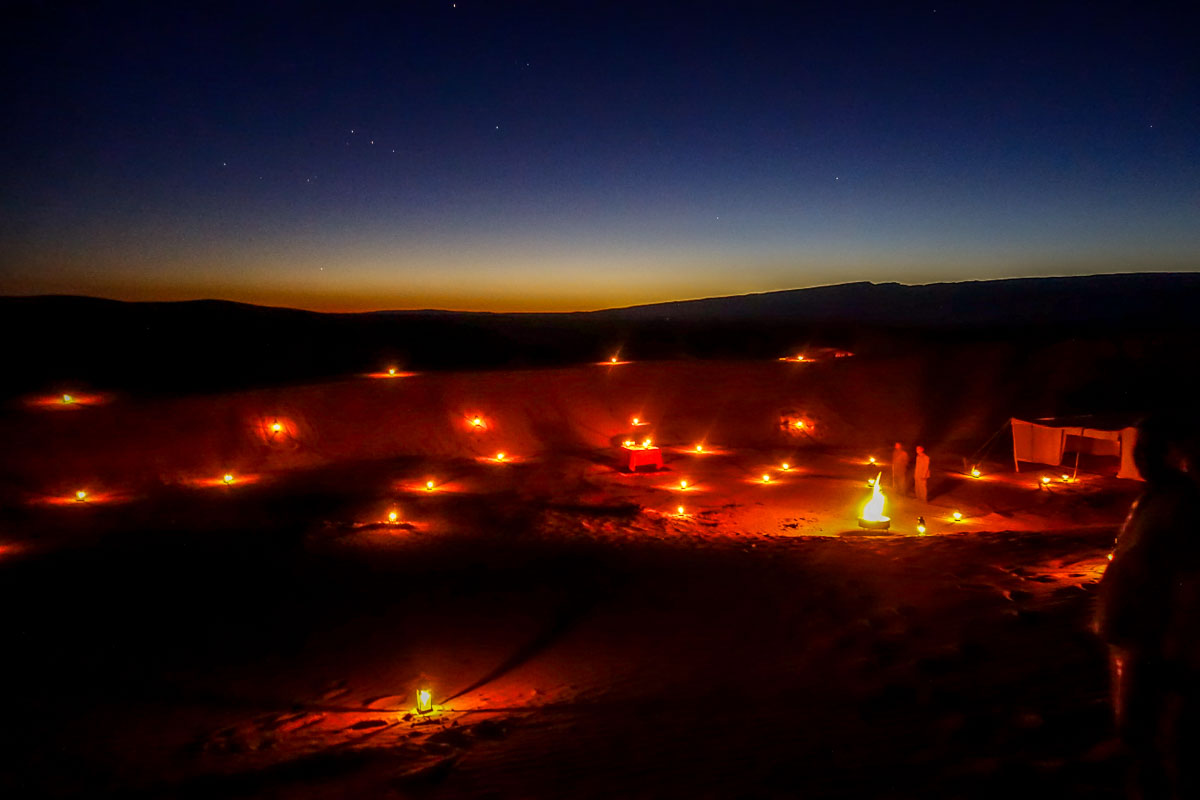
top-left (858, 472), bottom-right (890, 530)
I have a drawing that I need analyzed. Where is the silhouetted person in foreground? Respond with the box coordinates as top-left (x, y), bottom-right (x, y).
top-left (1096, 416), bottom-right (1200, 799)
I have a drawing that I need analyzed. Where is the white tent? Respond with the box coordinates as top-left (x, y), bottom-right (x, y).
top-left (1011, 416), bottom-right (1142, 480)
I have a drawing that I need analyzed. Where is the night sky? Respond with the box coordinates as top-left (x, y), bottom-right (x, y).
top-left (2, 1), bottom-right (1197, 312)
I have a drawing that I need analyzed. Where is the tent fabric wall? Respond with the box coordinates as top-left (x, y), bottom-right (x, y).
top-left (1010, 417), bottom-right (1143, 481)
top-left (1118, 427), bottom-right (1141, 480)
top-left (1011, 419), bottom-right (1065, 471)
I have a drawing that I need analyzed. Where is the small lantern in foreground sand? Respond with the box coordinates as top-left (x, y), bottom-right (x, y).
top-left (1040, 476), bottom-right (1051, 486)
top-left (916, 516), bottom-right (927, 535)
top-left (471, 416), bottom-right (484, 428)
top-left (610, 356), bottom-right (618, 364)
top-left (952, 510), bottom-right (963, 522)
top-left (271, 421), bottom-right (283, 433)
top-left (388, 510), bottom-right (399, 523)
top-left (679, 479), bottom-right (688, 489)
top-left (388, 366), bottom-right (397, 376)
top-left (62, 394), bottom-right (74, 404)
top-left (971, 467), bottom-right (981, 478)
top-left (677, 505), bottom-right (686, 516)
top-left (781, 462), bottom-right (790, 471)
top-left (425, 480), bottom-right (435, 491)
top-left (868, 455), bottom-right (876, 465)
top-left (416, 688), bottom-right (433, 714)
top-left (762, 474), bottom-right (772, 483)
top-left (695, 444), bottom-right (704, 453)
top-left (496, 452), bottom-right (506, 462)
top-left (223, 473), bottom-right (235, 485)
top-left (75, 489), bottom-right (88, 502)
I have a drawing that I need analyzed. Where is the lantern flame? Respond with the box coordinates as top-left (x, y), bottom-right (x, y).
top-left (952, 510), bottom-right (963, 522)
top-left (868, 455), bottom-right (876, 465)
top-left (781, 462), bottom-right (790, 471)
top-left (388, 367), bottom-right (396, 375)
top-left (642, 437), bottom-right (652, 447)
top-left (223, 473), bottom-right (234, 485)
top-left (388, 510), bottom-right (399, 523)
top-left (695, 444), bottom-right (703, 452)
top-left (425, 480), bottom-right (435, 491)
top-left (75, 489), bottom-right (88, 502)
top-left (271, 421), bottom-right (282, 433)
top-left (762, 474), bottom-right (771, 483)
top-left (416, 688), bottom-right (433, 714)
top-left (496, 452), bottom-right (505, 461)
top-left (1041, 476), bottom-right (1051, 485)
top-left (632, 417), bottom-right (639, 425)
top-left (610, 356), bottom-right (618, 363)
top-left (861, 473), bottom-right (889, 523)
top-left (677, 505), bottom-right (685, 516)
top-left (62, 394), bottom-right (74, 404)
top-left (471, 416), bottom-right (483, 427)
top-left (680, 479), bottom-right (688, 489)
top-left (971, 468), bottom-right (981, 478)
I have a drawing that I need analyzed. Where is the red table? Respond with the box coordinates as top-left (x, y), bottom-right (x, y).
top-left (623, 445), bottom-right (664, 472)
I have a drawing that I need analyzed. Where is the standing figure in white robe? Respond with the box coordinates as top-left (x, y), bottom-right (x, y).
top-left (914, 445), bottom-right (931, 501)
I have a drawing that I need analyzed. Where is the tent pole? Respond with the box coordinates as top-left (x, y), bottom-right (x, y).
top-left (1072, 448), bottom-right (1081, 480)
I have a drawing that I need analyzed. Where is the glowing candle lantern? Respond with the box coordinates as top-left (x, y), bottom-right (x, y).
top-left (642, 438), bottom-right (652, 447)
top-left (762, 474), bottom-right (771, 483)
top-left (388, 367), bottom-right (397, 376)
top-left (1061, 474), bottom-right (1070, 483)
top-left (1107, 552), bottom-right (1114, 562)
top-left (677, 505), bottom-right (685, 516)
top-left (632, 417), bottom-right (640, 425)
top-left (781, 462), bottom-right (790, 471)
top-left (695, 444), bottom-right (703, 453)
top-left (416, 688), bottom-right (433, 714)
top-left (971, 468), bottom-right (981, 478)
top-left (916, 515), bottom-right (927, 535)
top-left (223, 473), bottom-right (234, 485)
top-left (496, 452), bottom-right (506, 462)
top-left (271, 421), bottom-right (282, 433)
top-left (75, 489), bottom-right (87, 502)
top-left (388, 510), bottom-right (399, 523)
top-left (794, 421), bottom-right (805, 429)
top-left (623, 439), bottom-right (635, 447)
top-left (952, 510), bottom-right (963, 522)
top-left (610, 356), bottom-right (618, 364)
top-left (1041, 476), bottom-right (1051, 485)
top-left (425, 480), bottom-right (435, 491)
top-left (471, 416), bottom-right (483, 428)
top-left (679, 479), bottom-right (688, 489)
top-left (62, 394), bottom-right (74, 404)
top-left (868, 455), bottom-right (876, 465)
top-left (867, 477), bottom-right (876, 487)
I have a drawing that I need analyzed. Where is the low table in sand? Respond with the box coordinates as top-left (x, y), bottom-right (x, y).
top-left (623, 444), bottom-right (664, 472)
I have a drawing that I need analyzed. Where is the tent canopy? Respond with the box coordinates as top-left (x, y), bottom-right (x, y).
top-left (1011, 415), bottom-right (1142, 480)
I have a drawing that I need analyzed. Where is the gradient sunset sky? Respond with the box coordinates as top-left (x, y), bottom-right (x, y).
top-left (2, 1), bottom-right (1197, 312)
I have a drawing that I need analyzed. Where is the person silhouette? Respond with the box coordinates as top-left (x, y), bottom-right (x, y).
top-left (1096, 414), bottom-right (1200, 799)
top-left (891, 442), bottom-right (909, 496)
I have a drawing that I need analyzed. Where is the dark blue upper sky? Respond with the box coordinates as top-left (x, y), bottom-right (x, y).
top-left (2, 1), bottom-right (1197, 310)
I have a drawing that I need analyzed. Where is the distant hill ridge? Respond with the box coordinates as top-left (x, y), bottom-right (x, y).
top-left (5, 272), bottom-right (1199, 327)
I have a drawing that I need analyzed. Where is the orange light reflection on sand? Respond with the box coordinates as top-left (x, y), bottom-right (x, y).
top-left (257, 417), bottom-right (296, 442)
top-left (26, 391), bottom-right (109, 410)
top-left (188, 473), bottom-right (263, 489)
top-left (366, 370), bottom-right (416, 379)
top-left (37, 489), bottom-right (129, 506)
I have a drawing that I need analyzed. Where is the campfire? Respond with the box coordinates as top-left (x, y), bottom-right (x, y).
top-left (858, 472), bottom-right (890, 530)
